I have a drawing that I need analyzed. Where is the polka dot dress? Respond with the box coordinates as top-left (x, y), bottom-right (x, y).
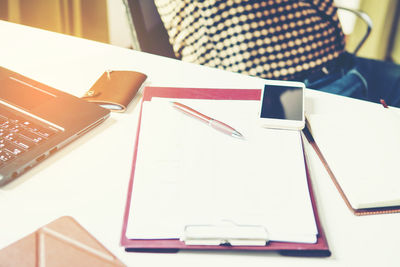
top-left (154, 0), bottom-right (346, 81)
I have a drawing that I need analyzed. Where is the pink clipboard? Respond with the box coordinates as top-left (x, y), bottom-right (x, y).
top-left (120, 86), bottom-right (330, 256)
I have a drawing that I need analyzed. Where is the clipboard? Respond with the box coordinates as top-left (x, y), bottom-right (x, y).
top-left (120, 86), bottom-right (330, 256)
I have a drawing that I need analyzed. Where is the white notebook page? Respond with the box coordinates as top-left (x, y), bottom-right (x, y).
top-left (126, 99), bottom-right (317, 243)
top-left (307, 106), bottom-right (400, 210)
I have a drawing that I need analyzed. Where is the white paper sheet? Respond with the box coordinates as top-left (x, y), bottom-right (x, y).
top-left (307, 106), bottom-right (400, 209)
top-left (126, 98), bottom-right (317, 243)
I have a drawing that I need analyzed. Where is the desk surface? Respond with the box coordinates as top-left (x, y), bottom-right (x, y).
top-left (1, 20), bottom-right (399, 267)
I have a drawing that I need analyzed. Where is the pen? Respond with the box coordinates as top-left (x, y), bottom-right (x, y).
top-left (380, 99), bottom-right (389, 108)
top-left (171, 101), bottom-right (244, 139)
top-left (380, 98), bottom-right (400, 119)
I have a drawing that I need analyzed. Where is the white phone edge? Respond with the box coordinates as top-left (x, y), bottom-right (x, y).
top-left (258, 80), bottom-right (305, 131)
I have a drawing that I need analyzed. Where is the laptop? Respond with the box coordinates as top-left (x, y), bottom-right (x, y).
top-left (0, 66), bottom-right (110, 186)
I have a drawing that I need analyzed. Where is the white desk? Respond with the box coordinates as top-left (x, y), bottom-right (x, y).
top-left (1, 20), bottom-right (399, 267)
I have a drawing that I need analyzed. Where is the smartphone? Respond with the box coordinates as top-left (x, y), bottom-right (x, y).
top-left (259, 80), bottom-right (305, 130)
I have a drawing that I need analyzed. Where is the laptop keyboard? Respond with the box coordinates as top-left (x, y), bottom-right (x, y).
top-left (0, 105), bottom-right (58, 167)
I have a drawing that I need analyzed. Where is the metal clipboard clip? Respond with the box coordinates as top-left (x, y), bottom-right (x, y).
top-left (181, 221), bottom-right (269, 246)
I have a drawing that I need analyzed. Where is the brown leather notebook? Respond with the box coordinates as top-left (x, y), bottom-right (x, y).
top-left (82, 70), bottom-right (147, 112)
top-left (0, 216), bottom-right (125, 267)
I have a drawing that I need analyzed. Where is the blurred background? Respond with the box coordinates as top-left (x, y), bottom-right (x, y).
top-left (0, 0), bottom-right (399, 63)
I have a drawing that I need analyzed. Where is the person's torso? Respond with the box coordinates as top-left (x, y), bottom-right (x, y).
top-left (155, 0), bottom-right (346, 80)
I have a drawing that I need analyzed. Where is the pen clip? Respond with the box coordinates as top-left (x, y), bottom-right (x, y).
top-left (171, 101), bottom-right (211, 123)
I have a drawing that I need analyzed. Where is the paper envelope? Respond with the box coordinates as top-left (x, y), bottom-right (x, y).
top-left (0, 216), bottom-right (125, 267)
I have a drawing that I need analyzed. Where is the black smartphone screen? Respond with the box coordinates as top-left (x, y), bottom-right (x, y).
top-left (260, 84), bottom-right (303, 121)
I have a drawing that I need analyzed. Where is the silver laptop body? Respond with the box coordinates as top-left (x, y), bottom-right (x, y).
top-left (0, 66), bottom-right (110, 186)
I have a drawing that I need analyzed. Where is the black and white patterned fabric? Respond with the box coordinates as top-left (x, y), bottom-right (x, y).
top-left (154, 0), bottom-right (346, 81)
